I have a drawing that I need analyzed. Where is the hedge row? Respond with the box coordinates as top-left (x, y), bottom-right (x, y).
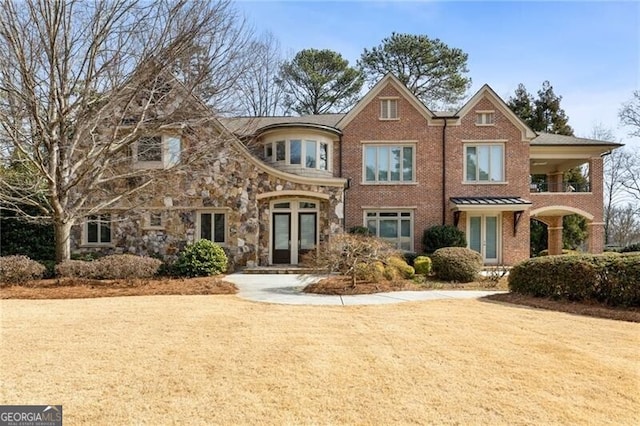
top-left (56, 254), bottom-right (162, 280)
top-left (508, 254), bottom-right (640, 307)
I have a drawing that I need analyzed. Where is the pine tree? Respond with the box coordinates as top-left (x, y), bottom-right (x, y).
top-left (507, 84), bottom-right (535, 127)
top-left (531, 81), bottom-right (574, 135)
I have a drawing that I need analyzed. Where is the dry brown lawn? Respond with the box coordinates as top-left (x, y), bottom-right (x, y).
top-left (1, 296), bottom-right (638, 425)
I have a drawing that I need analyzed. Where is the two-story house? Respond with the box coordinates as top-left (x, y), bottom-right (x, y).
top-left (71, 74), bottom-right (620, 267)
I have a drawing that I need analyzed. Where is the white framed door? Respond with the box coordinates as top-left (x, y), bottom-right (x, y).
top-left (468, 214), bottom-right (500, 264)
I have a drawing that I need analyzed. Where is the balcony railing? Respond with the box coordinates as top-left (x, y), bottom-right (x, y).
top-left (530, 182), bottom-right (591, 193)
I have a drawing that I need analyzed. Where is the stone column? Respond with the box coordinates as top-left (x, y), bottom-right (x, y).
top-left (546, 216), bottom-right (564, 255)
top-left (587, 222), bottom-right (605, 254)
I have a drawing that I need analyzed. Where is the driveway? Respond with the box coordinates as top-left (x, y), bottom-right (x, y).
top-left (225, 273), bottom-right (505, 305)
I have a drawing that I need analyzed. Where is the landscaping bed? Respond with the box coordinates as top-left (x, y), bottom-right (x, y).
top-left (0, 276), bottom-right (237, 299)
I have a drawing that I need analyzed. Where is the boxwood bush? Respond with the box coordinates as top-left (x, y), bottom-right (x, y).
top-left (423, 225), bottom-right (466, 254)
top-left (414, 256), bottom-right (432, 275)
top-left (0, 255), bottom-right (46, 284)
top-left (174, 240), bottom-right (228, 277)
top-left (431, 247), bottom-right (482, 283)
top-left (509, 253), bottom-right (640, 307)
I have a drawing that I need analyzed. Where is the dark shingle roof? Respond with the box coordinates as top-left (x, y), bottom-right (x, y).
top-left (531, 133), bottom-right (622, 147)
top-left (450, 197), bottom-right (532, 206)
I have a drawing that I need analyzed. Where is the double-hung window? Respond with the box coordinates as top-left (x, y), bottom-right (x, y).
top-left (365, 211), bottom-right (413, 251)
top-left (264, 139), bottom-right (331, 171)
top-left (465, 143), bottom-right (504, 182)
top-left (198, 212), bottom-right (226, 244)
top-left (475, 111), bottom-right (495, 125)
top-left (85, 214), bottom-right (112, 245)
top-left (364, 144), bottom-right (414, 183)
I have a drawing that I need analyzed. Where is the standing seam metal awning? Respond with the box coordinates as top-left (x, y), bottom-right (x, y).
top-left (449, 196), bottom-right (532, 212)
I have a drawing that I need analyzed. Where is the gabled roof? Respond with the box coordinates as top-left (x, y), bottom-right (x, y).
top-left (454, 84), bottom-right (537, 141)
top-left (336, 73), bottom-right (438, 129)
top-left (531, 133), bottom-right (623, 147)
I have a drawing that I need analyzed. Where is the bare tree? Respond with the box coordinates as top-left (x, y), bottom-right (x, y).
top-left (620, 90), bottom-right (640, 138)
top-left (619, 91), bottom-right (640, 201)
top-left (0, 0), bottom-right (253, 262)
top-left (607, 203), bottom-right (640, 247)
top-left (234, 31), bottom-right (285, 116)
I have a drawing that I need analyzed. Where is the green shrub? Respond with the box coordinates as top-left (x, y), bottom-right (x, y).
top-left (431, 247), bottom-right (482, 283)
top-left (0, 255), bottom-right (46, 284)
top-left (621, 243), bottom-right (640, 253)
top-left (174, 240), bottom-right (228, 277)
top-left (537, 249), bottom-right (579, 257)
top-left (414, 256), bottom-right (432, 275)
top-left (386, 256), bottom-right (415, 279)
top-left (354, 261), bottom-right (385, 282)
top-left (509, 254), bottom-right (640, 307)
top-left (423, 225), bottom-right (466, 254)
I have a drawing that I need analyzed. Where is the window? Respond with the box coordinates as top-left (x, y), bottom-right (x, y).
top-left (134, 135), bottom-right (181, 168)
top-left (86, 214), bottom-right (111, 245)
top-left (364, 145), bottom-right (414, 183)
top-left (475, 111), bottom-right (495, 125)
top-left (264, 139), bottom-right (331, 171)
top-left (380, 98), bottom-right (398, 119)
top-left (198, 212), bottom-right (226, 244)
top-left (465, 144), bottom-right (504, 182)
top-left (365, 211), bottom-right (412, 251)
top-left (137, 136), bottom-right (162, 162)
top-left (146, 212), bottom-right (163, 229)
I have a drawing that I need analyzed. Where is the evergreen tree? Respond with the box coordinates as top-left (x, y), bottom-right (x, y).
top-left (276, 49), bottom-right (363, 115)
top-left (531, 81), bottom-right (574, 135)
top-left (507, 84), bottom-right (535, 126)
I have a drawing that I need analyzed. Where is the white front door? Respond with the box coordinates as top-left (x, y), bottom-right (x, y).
top-left (468, 214), bottom-right (500, 264)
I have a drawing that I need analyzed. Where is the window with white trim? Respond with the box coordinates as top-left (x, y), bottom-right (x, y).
top-left (144, 212), bottom-right (164, 229)
top-left (85, 214), bottom-right (112, 245)
top-left (133, 135), bottom-right (181, 168)
top-left (198, 211), bottom-right (226, 244)
top-left (365, 211), bottom-right (413, 251)
top-left (364, 144), bottom-right (414, 183)
top-left (465, 143), bottom-right (504, 182)
top-left (263, 139), bottom-right (331, 171)
top-left (475, 111), bottom-right (495, 125)
top-left (380, 98), bottom-right (398, 119)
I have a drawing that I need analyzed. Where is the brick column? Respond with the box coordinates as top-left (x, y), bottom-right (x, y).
top-left (587, 222), bottom-right (605, 254)
top-left (546, 216), bottom-right (563, 255)
top-left (547, 172), bottom-right (563, 192)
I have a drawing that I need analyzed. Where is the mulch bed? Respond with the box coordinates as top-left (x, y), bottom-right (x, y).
top-left (484, 293), bottom-right (640, 323)
top-left (0, 276), bottom-right (237, 299)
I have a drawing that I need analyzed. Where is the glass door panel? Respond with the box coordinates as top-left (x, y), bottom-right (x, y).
top-left (273, 213), bottom-right (291, 264)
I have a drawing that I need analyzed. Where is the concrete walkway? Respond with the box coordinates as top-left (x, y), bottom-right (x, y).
top-left (225, 273), bottom-right (505, 306)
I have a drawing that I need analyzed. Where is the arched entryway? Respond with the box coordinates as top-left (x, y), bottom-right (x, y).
top-left (530, 206), bottom-right (602, 256)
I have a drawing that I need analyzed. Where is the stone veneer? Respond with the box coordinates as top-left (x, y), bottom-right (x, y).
top-left (71, 125), bottom-right (345, 270)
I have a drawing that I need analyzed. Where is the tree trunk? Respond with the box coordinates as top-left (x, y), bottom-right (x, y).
top-left (54, 221), bottom-right (74, 263)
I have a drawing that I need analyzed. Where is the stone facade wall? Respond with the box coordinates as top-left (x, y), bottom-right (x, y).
top-left (71, 124), bottom-right (345, 268)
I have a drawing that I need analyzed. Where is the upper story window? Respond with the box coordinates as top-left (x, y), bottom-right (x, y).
top-left (263, 138), bottom-right (331, 171)
top-left (475, 111), bottom-right (495, 126)
top-left (133, 135), bottom-right (181, 169)
top-left (465, 143), bottom-right (504, 182)
top-left (364, 144), bottom-right (414, 183)
top-left (380, 98), bottom-right (399, 120)
top-left (85, 214), bottom-right (112, 245)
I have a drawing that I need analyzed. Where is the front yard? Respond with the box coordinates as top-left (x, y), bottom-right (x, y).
top-left (1, 296), bottom-right (638, 424)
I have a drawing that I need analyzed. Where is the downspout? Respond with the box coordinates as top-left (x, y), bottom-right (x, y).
top-left (441, 118), bottom-right (447, 225)
top-left (339, 134), bottom-right (347, 231)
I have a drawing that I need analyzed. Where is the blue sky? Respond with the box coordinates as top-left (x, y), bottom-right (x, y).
top-left (235, 1), bottom-right (639, 147)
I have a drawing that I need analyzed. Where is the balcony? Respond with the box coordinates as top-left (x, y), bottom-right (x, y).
top-left (530, 181), bottom-right (591, 193)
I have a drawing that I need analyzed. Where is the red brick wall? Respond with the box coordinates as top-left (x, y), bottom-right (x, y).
top-left (341, 83), bottom-right (444, 252)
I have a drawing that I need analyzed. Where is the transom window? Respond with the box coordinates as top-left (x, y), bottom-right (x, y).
top-left (134, 135), bottom-right (181, 168)
top-left (380, 98), bottom-right (398, 120)
top-left (86, 214), bottom-right (111, 245)
top-left (364, 145), bottom-right (414, 183)
top-left (465, 143), bottom-right (504, 182)
top-left (264, 139), bottom-right (330, 171)
top-left (198, 212), bottom-right (226, 244)
top-left (475, 111), bottom-right (495, 125)
top-left (365, 211), bottom-right (413, 251)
